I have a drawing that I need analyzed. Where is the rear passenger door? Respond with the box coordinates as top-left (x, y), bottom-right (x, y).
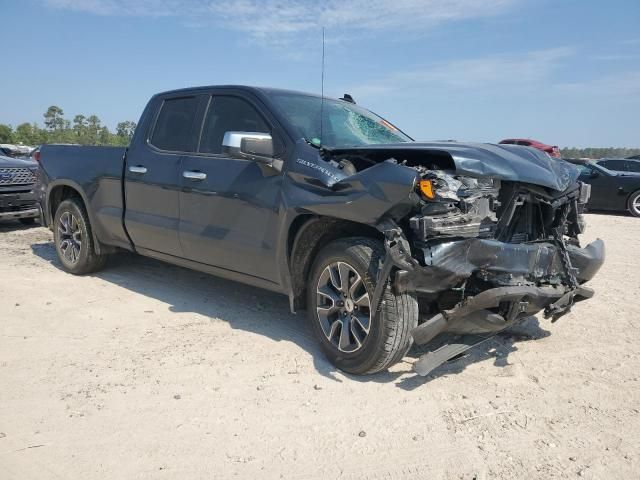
top-left (178, 92), bottom-right (286, 283)
top-left (124, 94), bottom-right (204, 257)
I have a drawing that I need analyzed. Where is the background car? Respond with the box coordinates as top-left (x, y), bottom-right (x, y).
top-left (0, 153), bottom-right (41, 224)
top-left (566, 159), bottom-right (640, 217)
top-left (596, 158), bottom-right (640, 174)
top-left (499, 138), bottom-right (561, 158)
top-left (626, 154), bottom-right (640, 160)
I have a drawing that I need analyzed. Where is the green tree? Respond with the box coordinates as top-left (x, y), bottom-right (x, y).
top-left (72, 114), bottom-right (88, 142)
top-left (14, 123), bottom-right (37, 145)
top-left (43, 105), bottom-right (65, 132)
top-left (0, 124), bottom-right (13, 143)
top-left (560, 147), bottom-right (640, 159)
top-left (98, 126), bottom-right (111, 145)
top-left (86, 115), bottom-right (101, 144)
top-left (116, 121), bottom-right (136, 139)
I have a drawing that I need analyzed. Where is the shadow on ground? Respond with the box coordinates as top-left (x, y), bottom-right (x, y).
top-left (0, 219), bottom-right (40, 232)
top-left (31, 241), bottom-right (550, 387)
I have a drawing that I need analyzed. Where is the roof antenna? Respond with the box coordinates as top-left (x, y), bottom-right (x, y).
top-left (319, 26), bottom-right (325, 148)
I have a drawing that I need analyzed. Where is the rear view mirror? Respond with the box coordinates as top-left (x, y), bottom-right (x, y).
top-left (222, 132), bottom-right (273, 162)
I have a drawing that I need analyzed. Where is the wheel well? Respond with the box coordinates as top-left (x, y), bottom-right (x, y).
top-left (288, 215), bottom-right (383, 311)
top-left (48, 185), bottom-right (83, 222)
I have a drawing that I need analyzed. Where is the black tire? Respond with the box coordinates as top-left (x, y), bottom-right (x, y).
top-left (53, 198), bottom-right (107, 274)
top-left (307, 237), bottom-right (418, 375)
top-left (628, 190), bottom-right (640, 217)
top-left (19, 217), bottom-right (36, 225)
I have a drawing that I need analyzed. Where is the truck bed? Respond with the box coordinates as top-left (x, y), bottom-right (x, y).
top-left (39, 144), bottom-right (130, 250)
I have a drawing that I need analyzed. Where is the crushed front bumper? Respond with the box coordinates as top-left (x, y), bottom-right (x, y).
top-left (395, 237), bottom-right (605, 295)
top-left (385, 236), bottom-right (605, 376)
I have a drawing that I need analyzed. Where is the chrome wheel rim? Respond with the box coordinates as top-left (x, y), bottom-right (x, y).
top-left (58, 212), bottom-right (82, 264)
top-left (632, 195), bottom-right (640, 216)
top-left (316, 261), bottom-right (372, 353)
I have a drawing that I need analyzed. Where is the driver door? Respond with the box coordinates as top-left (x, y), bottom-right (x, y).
top-left (178, 93), bottom-right (284, 283)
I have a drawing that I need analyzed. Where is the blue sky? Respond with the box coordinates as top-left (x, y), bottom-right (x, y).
top-left (1, 0), bottom-right (639, 147)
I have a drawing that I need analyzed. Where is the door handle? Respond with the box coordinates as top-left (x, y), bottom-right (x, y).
top-left (129, 165), bottom-right (148, 174)
top-left (183, 171), bottom-right (207, 180)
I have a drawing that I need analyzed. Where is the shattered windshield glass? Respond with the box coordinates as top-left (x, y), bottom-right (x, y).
top-left (268, 93), bottom-right (412, 148)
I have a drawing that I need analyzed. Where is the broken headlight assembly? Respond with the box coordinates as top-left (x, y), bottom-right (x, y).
top-left (411, 172), bottom-right (500, 240)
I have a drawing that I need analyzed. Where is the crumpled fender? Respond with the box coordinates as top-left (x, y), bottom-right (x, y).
top-left (286, 159), bottom-right (419, 225)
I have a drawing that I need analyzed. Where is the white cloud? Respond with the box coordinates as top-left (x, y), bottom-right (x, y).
top-left (351, 47), bottom-right (576, 97)
top-left (44, 0), bottom-right (517, 44)
top-left (555, 71), bottom-right (640, 98)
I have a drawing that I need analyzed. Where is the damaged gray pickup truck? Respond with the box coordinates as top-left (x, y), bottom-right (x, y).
top-left (39, 86), bottom-right (605, 376)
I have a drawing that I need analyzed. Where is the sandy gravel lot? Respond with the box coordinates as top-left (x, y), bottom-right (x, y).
top-left (1, 213), bottom-right (639, 479)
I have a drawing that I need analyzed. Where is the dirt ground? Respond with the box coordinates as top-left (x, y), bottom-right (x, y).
top-left (0, 213), bottom-right (638, 479)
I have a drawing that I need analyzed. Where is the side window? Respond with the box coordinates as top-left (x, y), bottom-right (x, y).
top-left (598, 160), bottom-right (612, 169)
top-left (150, 96), bottom-right (199, 152)
top-left (199, 96), bottom-right (270, 154)
top-left (626, 161), bottom-right (640, 173)
top-left (575, 164), bottom-right (591, 176)
top-left (517, 141), bottom-right (531, 146)
top-left (602, 159), bottom-right (625, 171)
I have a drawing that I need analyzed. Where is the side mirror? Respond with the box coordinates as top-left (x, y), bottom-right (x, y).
top-left (589, 170), bottom-right (599, 179)
top-left (222, 132), bottom-right (274, 163)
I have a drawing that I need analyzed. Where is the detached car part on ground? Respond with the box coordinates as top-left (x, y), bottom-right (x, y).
top-left (39, 86), bottom-right (605, 377)
top-left (0, 154), bottom-right (41, 224)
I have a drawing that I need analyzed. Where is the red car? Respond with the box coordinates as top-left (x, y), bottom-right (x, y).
top-left (499, 138), bottom-right (561, 158)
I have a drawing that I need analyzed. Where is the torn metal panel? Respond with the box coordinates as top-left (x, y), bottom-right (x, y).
top-left (326, 141), bottom-right (580, 191)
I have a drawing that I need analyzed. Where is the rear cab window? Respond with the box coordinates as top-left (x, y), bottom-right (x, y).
top-left (150, 96), bottom-right (200, 152)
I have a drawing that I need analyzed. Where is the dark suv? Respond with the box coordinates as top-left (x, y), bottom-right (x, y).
top-left (0, 154), bottom-right (41, 224)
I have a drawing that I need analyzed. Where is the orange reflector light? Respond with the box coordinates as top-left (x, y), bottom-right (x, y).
top-left (419, 179), bottom-right (435, 199)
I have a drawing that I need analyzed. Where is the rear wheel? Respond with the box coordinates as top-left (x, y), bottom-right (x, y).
top-left (53, 198), bottom-right (107, 274)
top-left (628, 190), bottom-right (640, 217)
top-left (307, 237), bottom-right (418, 375)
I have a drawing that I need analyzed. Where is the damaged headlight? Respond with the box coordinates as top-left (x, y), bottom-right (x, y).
top-left (417, 171), bottom-right (496, 204)
top-left (411, 171), bottom-right (500, 240)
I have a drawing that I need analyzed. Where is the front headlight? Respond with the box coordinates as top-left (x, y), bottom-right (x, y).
top-left (417, 171), bottom-right (463, 202)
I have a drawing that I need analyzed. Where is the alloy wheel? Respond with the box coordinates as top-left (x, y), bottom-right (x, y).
top-left (632, 194), bottom-right (640, 216)
top-left (316, 261), bottom-right (372, 353)
top-left (58, 211), bottom-right (82, 264)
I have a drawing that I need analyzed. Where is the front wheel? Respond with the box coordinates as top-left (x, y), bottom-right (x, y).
top-left (53, 198), bottom-right (107, 274)
top-left (628, 190), bottom-right (640, 217)
top-left (307, 237), bottom-right (418, 375)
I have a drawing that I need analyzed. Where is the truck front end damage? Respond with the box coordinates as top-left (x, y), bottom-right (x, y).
top-left (318, 144), bottom-right (605, 376)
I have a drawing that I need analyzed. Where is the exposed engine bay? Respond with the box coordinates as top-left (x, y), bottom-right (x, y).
top-left (316, 144), bottom-right (605, 376)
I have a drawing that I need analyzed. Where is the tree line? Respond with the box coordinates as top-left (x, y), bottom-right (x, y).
top-left (1, 106), bottom-right (638, 159)
top-left (0, 105), bottom-right (136, 147)
top-left (559, 147), bottom-right (640, 159)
